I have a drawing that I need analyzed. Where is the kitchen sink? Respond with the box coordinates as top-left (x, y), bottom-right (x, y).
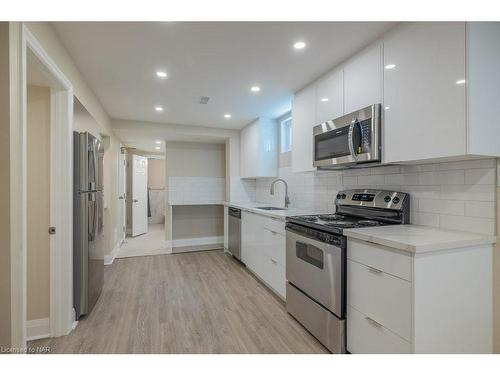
top-left (256, 206), bottom-right (286, 211)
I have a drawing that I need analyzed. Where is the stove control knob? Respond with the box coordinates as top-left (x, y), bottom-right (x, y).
top-left (392, 196), bottom-right (400, 204)
top-left (341, 193), bottom-right (346, 199)
top-left (384, 195), bottom-right (391, 203)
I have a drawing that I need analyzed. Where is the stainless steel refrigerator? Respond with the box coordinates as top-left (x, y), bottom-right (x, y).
top-left (73, 131), bottom-right (104, 320)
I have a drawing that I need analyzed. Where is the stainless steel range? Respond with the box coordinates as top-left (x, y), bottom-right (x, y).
top-left (285, 189), bottom-right (410, 353)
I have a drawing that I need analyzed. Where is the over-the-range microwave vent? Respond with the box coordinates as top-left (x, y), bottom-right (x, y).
top-left (199, 96), bottom-right (210, 104)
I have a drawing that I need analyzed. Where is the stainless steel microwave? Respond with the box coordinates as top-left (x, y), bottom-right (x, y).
top-left (313, 104), bottom-right (381, 169)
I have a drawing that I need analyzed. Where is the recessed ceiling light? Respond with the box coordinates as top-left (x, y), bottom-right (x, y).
top-left (293, 41), bottom-right (306, 50)
top-left (156, 71), bottom-right (167, 78)
top-left (155, 146), bottom-right (161, 150)
top-left (456, 79), bottom-right (466, 85)
top-left (385, 106), bottom-right (390, 110)
top-left (155, 106), bottom-right (164, 112)
top-left (384, 64), bottom-right (396, 70)
top-left (251, 86), bottom-right (261, 93)
top-left (155, 140), bottom-right (162, 144)
top-left (224, 113), bottom-right (231, 119)
top-left (321, 97), bottom-right (329, 102)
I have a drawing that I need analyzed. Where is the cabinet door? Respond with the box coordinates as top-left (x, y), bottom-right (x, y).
top-left (344, 44), bottom-right (382, 114)
top-left (315, 69), bottom-right (344, 124)
top-left (291, 84), bottom-right (316, 173)
top-left (241, 212), bottom-right (263, 275)
top-left (239, 121), bottom-right (259, 178)
top-left (383, 22), bottom-right (466, 163)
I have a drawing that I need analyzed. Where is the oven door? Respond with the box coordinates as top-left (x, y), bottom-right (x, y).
top-left (286, 226), bottom-right (345, 318)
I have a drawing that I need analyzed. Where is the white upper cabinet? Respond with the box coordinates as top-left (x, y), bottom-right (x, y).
top-left (291, 84), bottom-right (317, 173)
top-left (384, 22), bottom-right (500, 163)
top-left (239, 117), bottom-right (278, 178)
top-left (466, 22), bottom-right (500, 157)
top-left (344, 44), bottom-right (383, 114)
top-left (315, 68), bottom-right (344, 124)
top-left (291, 22), bottom-right (500, 170)
top-left (383, 23), bottom-right (467, 163)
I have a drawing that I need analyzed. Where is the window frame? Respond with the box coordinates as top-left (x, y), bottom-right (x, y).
top-left (279, 112), bottom-right (292, 154)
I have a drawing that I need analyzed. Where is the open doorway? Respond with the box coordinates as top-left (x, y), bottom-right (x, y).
top-left (20, 26), bottom-right (74, 347)
top-left (118, 153), bottom-right (168, 258)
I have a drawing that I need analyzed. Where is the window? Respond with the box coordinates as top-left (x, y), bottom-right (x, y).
top-left (280, 114), bottom-right (292, 153)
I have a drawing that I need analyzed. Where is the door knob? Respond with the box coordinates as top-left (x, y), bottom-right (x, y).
top-left (133, 199), bottom-right (138, 203)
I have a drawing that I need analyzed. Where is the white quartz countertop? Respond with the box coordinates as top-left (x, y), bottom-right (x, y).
top-left (343, 224), bottom-right (496, 254)
top-left (224, 202), bottom-right (324, 221)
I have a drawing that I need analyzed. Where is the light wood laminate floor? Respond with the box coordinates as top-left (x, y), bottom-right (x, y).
top-left (30, 250), bottom-right (328, 354)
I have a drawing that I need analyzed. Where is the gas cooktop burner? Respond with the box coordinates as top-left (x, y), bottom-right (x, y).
top-left (357, 220), bottom-right (380, 226)
top-left (324, 221), bottom-right (355, 227)
top-left (300, 216), bottom-right (319, 222)
top-left (318, 214), bottom-right (345, 221)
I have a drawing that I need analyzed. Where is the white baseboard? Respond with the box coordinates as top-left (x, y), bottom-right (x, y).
top-left (171, 236), bottom-right (224, 248)
top-left (104, 240), bottom-right (123, 265)
top-left (26, 318), bottom-right (50, 341)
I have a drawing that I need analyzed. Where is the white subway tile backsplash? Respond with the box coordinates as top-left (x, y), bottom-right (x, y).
top-left (411, 212), bottom-right (440, 227)
top-left (439, 215), bottom-right (495, 235)
top-left (357, 174), bottom-right (386, 186)
top-left (443, 185), bottom-right (495, 202)
top-left (168, 177), bottom-right (225, 204)
top-left (438, 158), bottom-right (495, 170)
top-left (342, 176), bottom-right (358, 185)
top-left (464, 201), bottom-right (495, 219)
top-left (418, 199), bottom-right (465, 216)
top-left (465, 168), bottom-right (495, 185)
top-left (252, 158), bottom-right (497, 235)
top-left (385, 173), bottom-right (418, 186)
top-left (371, 165), bottom-right (402, 175)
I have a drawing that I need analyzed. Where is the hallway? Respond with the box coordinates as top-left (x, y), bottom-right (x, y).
top-left (117, 224), bottom-right (169, 259)
top-left (29, 250), bottom-right (327, 354)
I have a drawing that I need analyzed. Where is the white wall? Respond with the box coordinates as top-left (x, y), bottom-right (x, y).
top-left (26, 86), bottom-right (51, 321)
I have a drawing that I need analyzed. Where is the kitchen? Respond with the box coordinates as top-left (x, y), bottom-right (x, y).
top-left (1, 10), bottom-right (500, 372)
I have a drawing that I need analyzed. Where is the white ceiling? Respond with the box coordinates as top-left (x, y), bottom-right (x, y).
top-left (53, 22), bottom-right (396, 130)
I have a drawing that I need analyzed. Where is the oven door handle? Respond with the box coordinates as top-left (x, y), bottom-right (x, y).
top-left (348, 118), bottom-right (358, 161)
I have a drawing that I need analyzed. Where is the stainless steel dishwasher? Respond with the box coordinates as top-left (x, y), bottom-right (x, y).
top-left (228, 207), bottom-right (241, 260)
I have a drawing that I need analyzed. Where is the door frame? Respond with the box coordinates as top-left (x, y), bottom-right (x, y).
top-left (17, 24), bottom-right (74, 347)
top-left (118, 146), bottom-right (127, 243)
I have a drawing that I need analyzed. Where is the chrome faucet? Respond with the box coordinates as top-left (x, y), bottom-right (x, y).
top-left (270, 179), bottom-right (290, 209)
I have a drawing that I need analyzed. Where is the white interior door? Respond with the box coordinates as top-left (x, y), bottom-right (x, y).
top-left (118, 149), bottom-right (127, 241)
top-left (131, 155), bottom-right (148, 236)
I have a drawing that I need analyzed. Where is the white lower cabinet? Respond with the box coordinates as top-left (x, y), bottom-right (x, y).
top-left (347, 305), bottom-right (411, 354)
top-left (347, 237), bottom-right (493, 353)
top-left (241, 211), bottom-right (286, 299)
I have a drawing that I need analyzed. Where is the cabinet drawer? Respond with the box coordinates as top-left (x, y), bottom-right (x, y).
top-left (262, 217), bottom-right (285, 236)
top-left (347, 305), bottom-right (411, 354)
top-left (348, 259), bottom-right (412, 341)
top-left (263, 228), bottom-right (286, 298)
top-left (347, 238), bottom-right (412, 281)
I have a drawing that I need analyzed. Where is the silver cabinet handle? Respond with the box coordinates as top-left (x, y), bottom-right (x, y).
top-left (264, 228), bottom-right (278, 235)
top-left (366, 265), bottom-right (383, 274)
top-left (365, 316), bottom-right (383, 328)
top-left (271, 258), bottom-right (277, 264)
